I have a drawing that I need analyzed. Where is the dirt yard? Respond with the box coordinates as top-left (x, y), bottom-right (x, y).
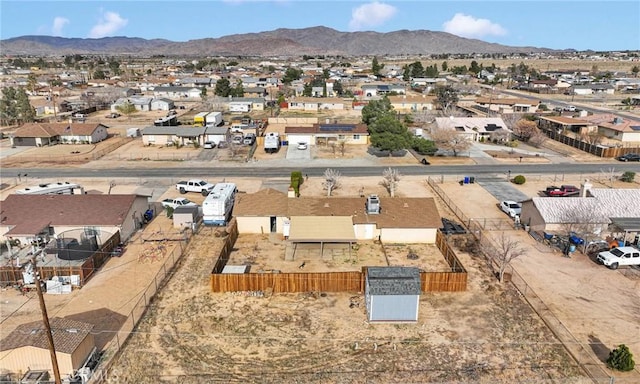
top-left (100, 177), bottom-right (592, 383)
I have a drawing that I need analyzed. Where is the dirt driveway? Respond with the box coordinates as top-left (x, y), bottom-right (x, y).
top-left (435, 178), bottom-right (640, 382)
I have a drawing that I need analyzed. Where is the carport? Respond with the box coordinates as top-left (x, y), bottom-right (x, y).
top-left (608, 217), bottom-right (640, 246)
top-left (286, 216), bottom-right (357, 261)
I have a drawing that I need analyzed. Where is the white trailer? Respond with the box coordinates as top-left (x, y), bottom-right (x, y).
top-left (202, 183), bottom-right (237, 226)
top-left (16, 182), bottom-right (85, 195)
top-left (264, 132), bottom-right (280, 153)
top-left (205, 112), bottom-right (223, 126)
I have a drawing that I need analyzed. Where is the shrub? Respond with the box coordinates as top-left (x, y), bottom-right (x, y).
top-left (512, 175), bottom-right (526, 185)
top-left (621, 171), bottom-right (636, 183)
top-left (290, 171), bottom-right (303, 196)
top-left (165, 206), bottom-right (174, 219)
top-left (607, 344), bottom-right (635, 372)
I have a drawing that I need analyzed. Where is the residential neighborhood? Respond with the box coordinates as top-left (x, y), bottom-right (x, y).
top-left (1, 45), bottom-right (639, 384)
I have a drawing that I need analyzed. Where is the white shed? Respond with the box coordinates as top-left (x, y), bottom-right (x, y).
top-left (365, 267), bottom-right (421, 322)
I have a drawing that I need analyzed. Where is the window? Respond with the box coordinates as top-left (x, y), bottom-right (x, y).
top-left (338, 135), bottom-right (345, 140)
top-left (353, 135), bottom-right (360, 140)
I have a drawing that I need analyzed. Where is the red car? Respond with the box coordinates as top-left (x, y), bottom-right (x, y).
top-left (545, 185), bottom-right (580, 197)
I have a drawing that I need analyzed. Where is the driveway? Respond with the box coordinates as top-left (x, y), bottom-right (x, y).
top-left (286, 144), bottom-right (311, 160)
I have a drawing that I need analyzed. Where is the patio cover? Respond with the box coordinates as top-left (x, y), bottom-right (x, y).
top-left (609, 217), bottom-right (640, 232)
top-left (288, 216), bottom-right (356, 242)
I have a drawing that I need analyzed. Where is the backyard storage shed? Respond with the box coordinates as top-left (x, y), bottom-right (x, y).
top-left (365, 267), bottom-right (421, 322)
top-left (0, 317), bottom-right (95, 377)
top-left (173, 205), bottom-right (200, 229)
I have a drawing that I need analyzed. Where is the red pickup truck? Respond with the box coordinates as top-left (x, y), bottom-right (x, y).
top-left (544, 185), bottom-right (580, 197)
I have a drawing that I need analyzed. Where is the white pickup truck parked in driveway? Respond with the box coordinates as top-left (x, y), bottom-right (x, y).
top-left (596, 246), bottom-right (640, 269)
top-left (161, 197), bottom-right (197, 210)
top-left (176, 179), bottom-right (214, 196)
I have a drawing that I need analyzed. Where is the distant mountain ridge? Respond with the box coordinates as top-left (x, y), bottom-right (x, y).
top-left (0, 26), bottom-right (554, 56)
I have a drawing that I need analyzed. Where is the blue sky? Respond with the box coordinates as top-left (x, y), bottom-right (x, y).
top-left (1, 1), bottom-right (639, 51)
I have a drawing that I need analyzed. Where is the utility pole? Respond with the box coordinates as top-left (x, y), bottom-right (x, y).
top-left (32, 256), bottom-right (62, 384)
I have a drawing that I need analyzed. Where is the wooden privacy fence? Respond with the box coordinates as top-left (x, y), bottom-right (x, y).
top-left (0, 231), bottom-right (120, 287)
top-left (540, 127), bottom-right (640, 158)
top-left (210, 220), bottom-right (467, 293)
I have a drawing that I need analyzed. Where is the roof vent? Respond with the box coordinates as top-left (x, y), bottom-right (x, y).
top-left (366, 195), bottom-right (380, 214)
top-left (613, 117), bottom-right (623, 124)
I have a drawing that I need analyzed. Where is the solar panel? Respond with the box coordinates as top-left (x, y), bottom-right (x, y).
top-left (630, 126), bottom-right (640, 131)
top-left (318, 124), bottom-right (356, 132)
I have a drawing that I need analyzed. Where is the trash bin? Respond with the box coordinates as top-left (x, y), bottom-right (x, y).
top-left (469, 176), bottom-right (475, 184)
top-left (464, 176), bottom-right (470, 184)
top-left (569, 244), bottom-right (576, 253)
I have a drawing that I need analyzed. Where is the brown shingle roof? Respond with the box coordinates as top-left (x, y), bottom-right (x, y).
top-left (13, 123), bottom-right (107, 138)
top-left (235, 191), bottom-right (441, 229)
top-left (0, 317), bottom-right (93, 354)
top-left (1, 194), bottom-right (140, 236)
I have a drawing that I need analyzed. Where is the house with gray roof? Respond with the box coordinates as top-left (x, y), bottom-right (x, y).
top-left (365, 267), bottom-right (421, 322)
top-left (521, 182), bottom-right (640, 241)
top-left (141, 126), bottom-right (206, 146)
top-left (434, 117), bottom-right (511, 142)
top-left (152, 86), bottom-right (201, 99)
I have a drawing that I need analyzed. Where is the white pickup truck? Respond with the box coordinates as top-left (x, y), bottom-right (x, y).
top-left (596, 246), bottom-right (640, 269)
top-left (176, 179), bottom-right (214, 196)
top-left (161, 197), bottom-right (197, 210)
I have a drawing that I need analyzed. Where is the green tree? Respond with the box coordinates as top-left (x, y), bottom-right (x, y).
top-left (333, 80), bottom-right (344, 96)
top-left (607, 344), bottom-right (635, 371)
top-left (230, 80), bottom-right (244, 97)
top-left (93, 69), bottom-right (106, 79)
top-left (282, 67), bottom-right (303, 85)
top-left (200, 86), bottom-right (207, 101)
top-left (434, 85), bottom-right (459, 115)
top-left (15, 88), bottom-right (35, 123)
top-left (412, 137), bottom-right (437, 155)
top-left (227, 61), bottom-right (239, 67)
top-left (322, 68), bottom-right (330, 80)
top-left (215, 78), bottom-right (232, 97)
top-left (469, 60), bottom-right (482, 74)
top-left (116, 101), bottom-right (137, 121)
top-left (370, 131), bottom-right (411, 152)
top-left (632, 65), bottom-right (640, 77)
top-left (361, 96), bottom-right (393, 125)
top-left (26, 74), bottom-right (38, 94)
top-left (108, 59), bottom-right (121, 76)
top-left (302, 82), bottom-right (313, 97)
top-left (0, 87), bottom-right (18, 125)
top-left (424, 64), bottom-right (439, 77)
top-left (371, 56), bottom-right (384, 77)
top-left (441, 61), bottom-right (448, 72)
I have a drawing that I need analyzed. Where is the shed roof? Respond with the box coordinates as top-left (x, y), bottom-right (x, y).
top-left (609, 217), bottom-right (640, 232)
top-left (0, 317), bottom-right (93, 354)
top-left (288, 216), bottom-right (356, 242)
top-left (367, 266), bottom-right (421, 295)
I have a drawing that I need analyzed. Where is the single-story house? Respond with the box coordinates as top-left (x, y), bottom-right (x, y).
top-left (10, 123), bottom-right (109, 147)
top-left (233, 189), bottom-right (442, 244)
top-left (361, 83), bottom-right (406, 98)
top-left (365, 267), bottom-right (421, 322)
top-left (226, 97), bottom-right (265, 112)
top-left (288, 97), bottom-right (347, 112)
top-left (152, 86), bottom-right (202, 99)
top-left (0, 318), bottom-right (95, 377)
top-left (243, 87), bottom-right (267, 98)
top-left (520, 184), bottom-right (640, 238)
top-left (571, 84), bottom-right (615, 95)
top-left (111, 96), bottom-right (152, 112)
top-left (284, 123), bottom-right (369, 147)
top-left (474, 97), bottom-right (540, 113)
top-left (0, 194), bottom-right (151, 247)
top-left (538, 114), bottom-right (640, 143)
top-left (434, 117), bottom-right (511, 142)
top-left (141, 126), bottom-right (206, 146)
top-left (150, 98), bottom-right (175, 111)
top-left (388, 95), bottom-right (435, 112)
top-left (205, 125), bottom-right (229, 145)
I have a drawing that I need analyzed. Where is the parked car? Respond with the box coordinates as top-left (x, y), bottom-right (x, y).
top-left (616, 153), bottom-right (640, 162)
top-left (596, 246), bottom-right (640, 269)
top-left (232, 135), bottom-right (244, 145)
top-left (500, 200), bottom-right (522, 218)
top-left (243, 133), bottom-right (256, 145)
top-left (106, 112), bottom-right (121, 118)
top-left (544, 185), bottom-right (580, 197)
top-left (297, 142), bottom-right (308, 150)
top-left (203, 141), bottom-right (215, 149)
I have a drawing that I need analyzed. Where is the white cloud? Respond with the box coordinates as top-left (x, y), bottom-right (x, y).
top-left (442, 13), bottom-right (507, 39)
top-left (88, 11), bottom-right (128, 38)
top-left (349, 1), bottom-right (397, 31)
top-left (52, 17), bottom-right (69, 36)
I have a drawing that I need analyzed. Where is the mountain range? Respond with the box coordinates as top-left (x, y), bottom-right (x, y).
top-left (0, 26), bottom-right (555, 56)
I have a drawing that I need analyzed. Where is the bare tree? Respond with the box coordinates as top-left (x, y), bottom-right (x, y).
top-left (322, 168), bottom-right (342, 196)
top-left (489, 128), bottom-right (511, 143)
top-left (430, 128), bottom-right (472, 156)
top-left (511, 119), bottom-right (539, 142)
top-left (528, 130), bottom-right (548, 148)
top-left (485, 232), bottom-right (527, 283)
top-left (559, 199), bottom-right (608, 243)
top-left (580, 131), bottom-right (604, 145)
top-left (380, 167), bottom-right (401, 197)
top-left (500, 113), bottom-right (524, 131)
top-left (599, 167), bottom-right (618, 187)
top-left (337, 139), bottom-right (348, 157)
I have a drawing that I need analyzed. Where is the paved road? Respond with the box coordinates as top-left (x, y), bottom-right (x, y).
top-left (1, 163), bottom-right (638, 179)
